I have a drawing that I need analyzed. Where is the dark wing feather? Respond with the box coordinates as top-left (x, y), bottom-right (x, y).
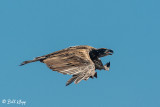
top-left (66, 75), bottom-right (78, 86)
top-left (42, 47), bottom-right (96, 85)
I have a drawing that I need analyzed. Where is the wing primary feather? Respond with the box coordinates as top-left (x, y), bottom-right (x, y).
top-left (66, 75), bottom-right (78, 86)
top-left (74, 74), bottom-right (85, 84)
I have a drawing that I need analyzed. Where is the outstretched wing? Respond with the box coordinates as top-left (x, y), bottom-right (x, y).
top-left (42, 48), bottom-right (96, 85)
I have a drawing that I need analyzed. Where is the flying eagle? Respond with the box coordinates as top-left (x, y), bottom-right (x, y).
top-left (20, 45), bottom-right (113, 86)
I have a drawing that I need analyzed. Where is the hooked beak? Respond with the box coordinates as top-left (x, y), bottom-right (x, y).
top-left (106, 49), bottom-right (114, 55)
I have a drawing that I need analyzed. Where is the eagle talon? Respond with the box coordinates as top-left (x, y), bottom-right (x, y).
top-left (104, 62), bottom-right (110, 71)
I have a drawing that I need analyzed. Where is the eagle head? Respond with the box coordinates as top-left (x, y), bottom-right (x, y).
top-left (97, 48), bottom-right (114, 57)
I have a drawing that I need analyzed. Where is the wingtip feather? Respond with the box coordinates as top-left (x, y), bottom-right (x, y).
top-left (66, 76), bottom-right (77, 86)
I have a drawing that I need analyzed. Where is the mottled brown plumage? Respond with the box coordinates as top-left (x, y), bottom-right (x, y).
top-left (20, 45), bottom-right (113, 86)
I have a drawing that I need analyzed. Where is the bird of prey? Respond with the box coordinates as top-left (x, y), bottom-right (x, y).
top-left (20, 45), bottom-right (113, 86)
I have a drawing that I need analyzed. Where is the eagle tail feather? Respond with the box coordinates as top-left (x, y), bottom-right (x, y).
top-left (19, 56), bottom-right (46, 66)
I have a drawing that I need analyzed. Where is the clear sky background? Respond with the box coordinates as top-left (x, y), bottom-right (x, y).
top-left (0, 0), bottom-right (160, 107)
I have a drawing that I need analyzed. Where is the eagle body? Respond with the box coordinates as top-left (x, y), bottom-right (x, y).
top-left (20, 45), bottom-right (113, 86)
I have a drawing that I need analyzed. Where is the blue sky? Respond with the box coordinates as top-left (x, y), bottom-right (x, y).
top-left (0, 0), bottom-right (160, 107)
